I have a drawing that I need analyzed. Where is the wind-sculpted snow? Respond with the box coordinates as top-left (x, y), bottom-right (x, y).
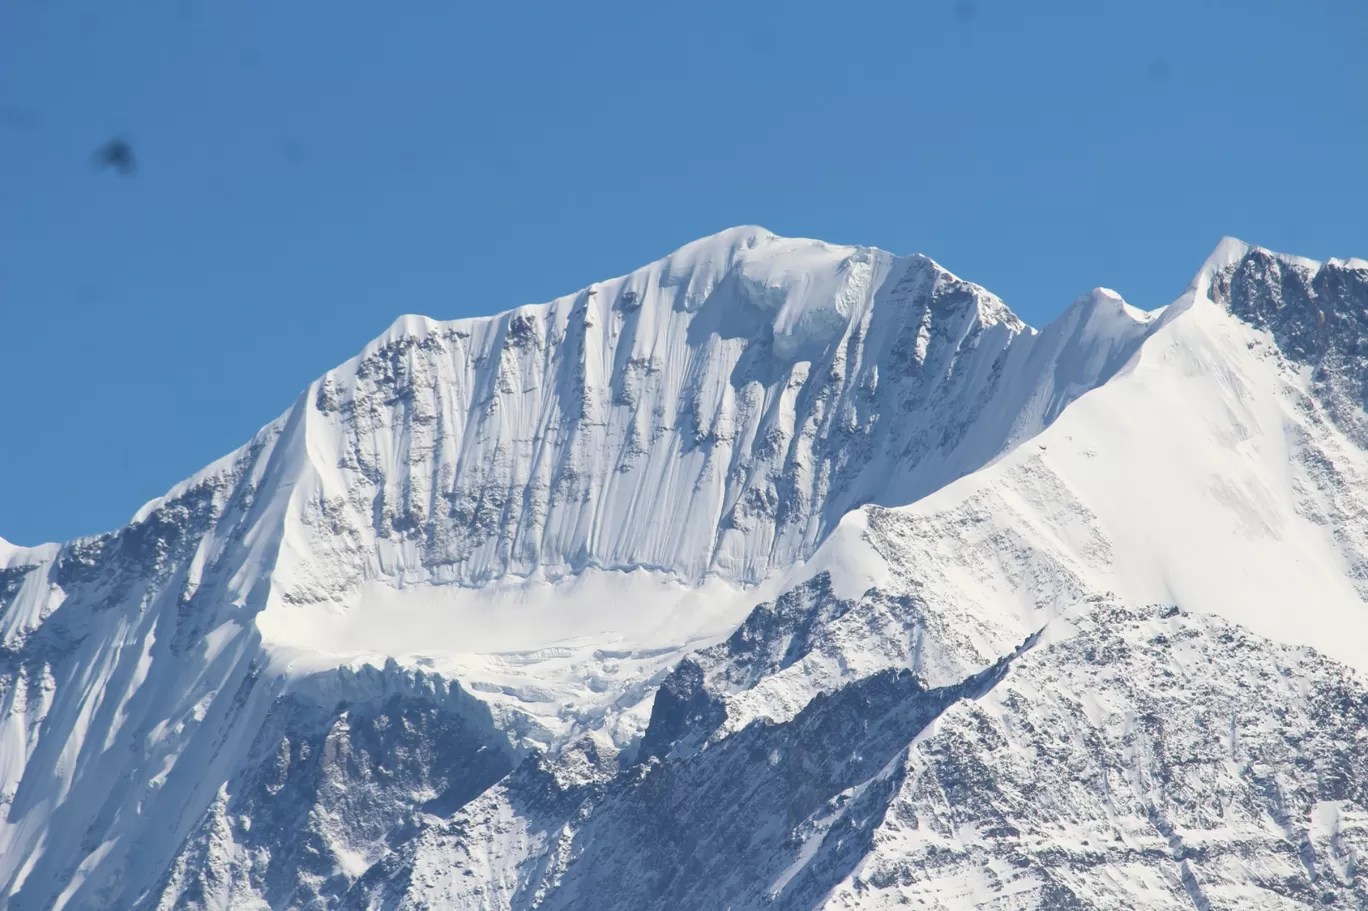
top-left (4, 229), bottom-right (1368, 909)
top-left (279, 226), bottom-right (1157, 595)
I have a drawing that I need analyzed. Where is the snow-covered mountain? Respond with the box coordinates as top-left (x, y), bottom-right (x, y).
top-left (3, 227), bottom-right (1368, 909)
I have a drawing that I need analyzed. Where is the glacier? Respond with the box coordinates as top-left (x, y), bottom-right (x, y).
top-left (2, 227), bottom-right (1368, 909)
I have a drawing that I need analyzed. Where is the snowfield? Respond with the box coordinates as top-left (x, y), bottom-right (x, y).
top-left (3, 228), bottom-right (1368, 909)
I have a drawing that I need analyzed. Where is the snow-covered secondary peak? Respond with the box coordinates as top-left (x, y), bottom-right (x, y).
top-left (7, 229), bottom-right (1368, 910)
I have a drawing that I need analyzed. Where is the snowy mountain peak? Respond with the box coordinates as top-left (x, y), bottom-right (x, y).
top-left (1196, 234), bottom-right (1367, 308)
top-left (254, 226), bottom-right (1165, 598)
top-left (1189, 234), bottom-right (1330, 286)
top-left (1062, 285), bottom-right (1152, 325)
top-left (1198, 234), bottom-right (1258, 278)
top-left (8, 230), bottom-right (1368, 910)
top-left (1199, 236), bottom-right (1368, 443)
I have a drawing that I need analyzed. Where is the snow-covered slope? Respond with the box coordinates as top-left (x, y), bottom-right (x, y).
top-left (253, 225), bottom-right (1154, 596)
top-left (3, 228), bottom-right (1368, 909)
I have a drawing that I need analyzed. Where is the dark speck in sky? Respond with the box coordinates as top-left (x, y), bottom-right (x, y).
top-left (954, 0), bottom-right (978, 23)
top-left (93, 137), bottom-right (137, 176)
top-left (1148, 57), bottom-right (1171, 82)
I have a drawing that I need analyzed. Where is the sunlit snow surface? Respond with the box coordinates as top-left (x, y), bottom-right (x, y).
top-left (260, 569), bottom-right (793, 752)
top-left (4, 228), bottom-right (1368, 909)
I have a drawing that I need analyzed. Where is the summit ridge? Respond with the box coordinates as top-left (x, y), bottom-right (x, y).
top-left (3, 230), bottom-right (1368, 909)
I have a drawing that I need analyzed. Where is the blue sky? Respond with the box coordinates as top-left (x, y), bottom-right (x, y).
top-left (2, 0), bottom-right (1365, 546)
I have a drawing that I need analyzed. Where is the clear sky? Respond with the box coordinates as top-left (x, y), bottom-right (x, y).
top-left (1, 0), bottom-right (1365, 546)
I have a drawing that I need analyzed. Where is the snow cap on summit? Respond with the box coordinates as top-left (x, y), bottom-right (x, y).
top-left (1198, 236), bottom-right (1256, 280)
top-left (1194, 236), bottom-right (1326, 289)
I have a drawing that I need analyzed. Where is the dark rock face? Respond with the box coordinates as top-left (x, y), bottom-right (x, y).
top-left (1215, 248), bottom-right (1368, 443)
top-left (639, 573), bottom-right (858, 760)
top-left (339, 604), bottom-right (1368, 910)
top-left (527, 645), bottom-right (1026, 911)
top-left (144, 667), bottom-right (516, 910)
top-left (636, 658), bottom-right (727, 762)
top-left (865, 604), bottom-right (1368, 910)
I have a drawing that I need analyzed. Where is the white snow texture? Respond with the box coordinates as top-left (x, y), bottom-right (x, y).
top-left (4, 227), bottom-right (1368, 909)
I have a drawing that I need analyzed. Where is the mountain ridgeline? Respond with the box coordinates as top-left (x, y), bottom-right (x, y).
top-left (2, 229), bottom-right (1368, 909)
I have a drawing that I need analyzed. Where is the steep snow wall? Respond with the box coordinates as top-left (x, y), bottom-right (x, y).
top-left (5, 229), bottom-right (1367, 909)
top-left (245, 226), bottom-right (1158, 601)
